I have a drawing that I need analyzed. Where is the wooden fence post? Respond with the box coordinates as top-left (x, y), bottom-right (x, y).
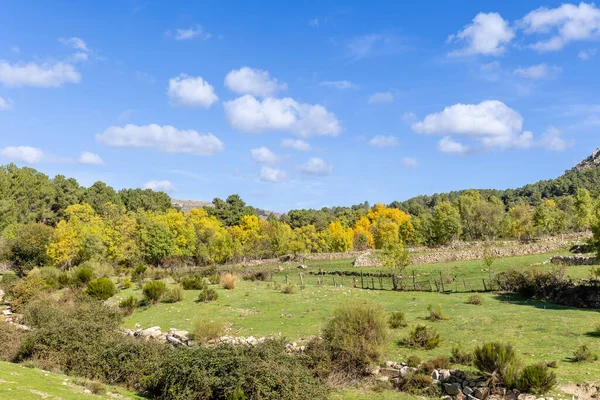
top-left (299, 272), bottom-right (304, 286)
top-left (333, 276), bottom-right (337, 287)
top-left (285, 275), bottom-right (288, 284)
top-left (360, 272), bottom-right (364, 289)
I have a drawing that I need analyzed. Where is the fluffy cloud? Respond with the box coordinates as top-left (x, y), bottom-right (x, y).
top-left (513, 63), bottom-right (562, 79)
top-left (78, 151), bottom-right (104, 165)
top-left (0, 60), bottom-right (80, 87)
top-left (96, 124), bottom-right (224, 155)
top-left (0, 96), bottom-right (13, 111)
top-left (438, 136), bottom-right (471, 155)
top-left (520, 2), bottom-right (600, 51)
top-left (173, 25), bottom-right (211, 41)
top-left (401, 157), bottom-right (419, 168)
top-left (224, 95), bottom-right (341, 138)
top-left (0, 146), bottom-right (44, 164)
top-left (368, 135), bottom-right (399, 147)
top-left (260, 166), bottom-right (287, 183)
top-left (368, 91), bottom-right (394, 104)
top-left (224, 67), bottom-right (287, 98)
top-left (143, 180), bottom-right (177, 193)
top-left (168, 74), bottom-right (218, 108)
top-left (300, 157), bottom-right (332, 176)
top-left (319, 80), bottom-right (356, 89)
top-left (58, 37), bottom-right (89, 52)
top-left (281, 138), bottom-right (312, 151)
top-left (448, 12), bottom-right (515, 56)
top-left (539, 127), bottom-right (569, 151)
top-left (251, 147), bottom-right (284, 164)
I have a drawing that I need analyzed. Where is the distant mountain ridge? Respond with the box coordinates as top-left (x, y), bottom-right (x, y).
top-left (573, 148), bottom-right (600, 172)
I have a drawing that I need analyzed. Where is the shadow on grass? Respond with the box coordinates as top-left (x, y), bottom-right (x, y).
top-left (493, 293), bottom-right (600, 313)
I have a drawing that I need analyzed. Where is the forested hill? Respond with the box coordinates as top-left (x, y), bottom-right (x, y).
top-left (392, 148), bottom-right (600, 214)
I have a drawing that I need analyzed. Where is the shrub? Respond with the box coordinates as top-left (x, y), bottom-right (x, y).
top-left (418, 361), bottom-right (435, 374)
top-left (281, 282), bottom-right (297, 294)
top-left (6, 223), bottom-right (53, 276)
top-left (197, 288), bottom-right (219, 302)
top-left (122, 280), bottom-right (132, 289)
top-left (467, 293), bottom-right (483, 305)
top-left (388, 311), bottom-right (407, 329)
top-left (427, 304), bottom-right (448, 321)
top-left (220, 273), bottom-right (237, 290)
top-left (73, 266), bottom-right (94, 286)
top-left (57, 272), bottom-right (71, 288)
top-left (406, 355), bottom-right (421, 368)
top-left (0, 271), bottom-right (19, 290)
top-left (0, 321), bottom-right (28, 361)
top-left (403, 325), bottom-right (441, 350)
top-left (9, 275), bottom-right (47, 313)
top-left (243, 271), bottom-right (272, 282)
top-left (193, 320), bottom-right (224, 344)
top-left (516, 364), bottom-right (557, 394)
top-left (143, 281), bottom-right (166, 304)
top-left (119, 296), bottom-right (139, 315)
top-left (302, 338), bottom-right (332, 379)
top-left (131, 264), bottom-right (148, 281)
top-left (181, 274), bottom-right (208, 290)
top-left (86, 278), bottom-right (117, 301)
top-left (474, 342), bottom-right (521, 386)
top-left (573, 344), bottom-right (597, 362)
top-left (322, 301), bottom-right (388, 376)
top-left (395, 372), bottom-right (435, 395)
top-left (163, 285), bottom-right (184, 303)
top-left (432, 355), bottom-right (451, 370)
top-left (451, 345), bottom-right (474, 365)
top-left (79, 260), bottom-right (114, 279)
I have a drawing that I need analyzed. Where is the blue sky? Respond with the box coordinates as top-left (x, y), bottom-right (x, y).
top-left (1, 1), bottom-right (599, 212)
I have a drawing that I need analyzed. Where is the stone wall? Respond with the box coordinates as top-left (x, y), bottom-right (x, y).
top-left (550, 255), bottom-right (597, 266)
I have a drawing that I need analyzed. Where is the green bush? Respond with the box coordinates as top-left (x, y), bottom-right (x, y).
top-left (451, 345), bottom-right (474, 365)
top-left (6, 223), bottom-right (53, 276)
top-left (474, 342), bottom-right (521, 386)
top-left (431, 355), bottom-right (451, 369)
top-left (0, 271), bottom-right (19, 290)
top-left (322, 301), bottom-right (388, 376)
top-left (403, 325), bottom-right (441, 350)
top-left (388, 311), bottom-right (407, 329)
top-left (9, 275), bottom-right (47, 313)
top-left (181, 274), bottom-right (208, 290)
top-left (467, 293), bottom-right (483, 305)
top-left (281, 282), bottom-right (297, 294)
top-left (131, 264), bottom-right (148, 281)
top-left (86, 278), bottom-right (117, 301)
top-left (197, 288), bottom-right (219, 302)
top-left (406, 355), bottom-right (421, 368)
top-left (193, 320), bottom-right (224, 344)
top-left (242, 271), bottom-right (272, 282)
top-left (119, 296), bottom-right (139, 315)
top-left (143, 280), bottom-right (166, 304)
top-left (163, 285), bottom-right (184, 303)
top-left (573, 344), bottom-right (597, 362)
top-left (74, 266), bottom-right (94, 286)
top-left (0, 321), bottom-right (28, 361)
top-left (302, 338), bottom-right (332, 379)
top-left (427, 304), bottom-right (448, 321)
top-left (57, 272), bottom-right (71, 288)
top-left (516, 364), bottom-right (557, 394)
top-left (394, 372), bottom-right (435, 395)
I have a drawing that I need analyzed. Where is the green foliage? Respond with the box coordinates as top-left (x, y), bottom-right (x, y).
top-left (197, 287), bottom-right (219, 302)
top-left (474, 342), bottom-right (521, 386)
top-left (193, 320), bottom-right (224, 344)
top-left (181, 274), bottom-right (208, 290)
top-left (86, 278), bottom-right (117, 301)
top-left (322, 301), bottom-right (388, 376)
top-left (73, 266), bottom-right (94, 286)
top-left (467, 293), bottom-right (483, 305)
top-left (9, 275), bottom-right (47, 313)
top-left (119, 296), bottom-right (139, 315)
top-left (388, 311), bottom-right (407, 329)
top-left (394, 372), bottom-right (435, 395)
top-left (0, 271), bottom-right (19, 290)
top-left (431, 355), bottom-right (451, 370)
top-left (143, 280), bottom-right (166, 304)
top-left (207, 194), bottom-right (258, 227)
top-left (281, 282), bottom-right (297, 294)
top-left (427, 304), bottom-right (448, 321)
top-left (406, 355), bottom-right (421, 368)
top-left (402, 324), bottom-right (442, 350)
top-left (451, 345), bottom-right (474, 365)
top-left (118, 188), bottom-right (172, 213)
top-left (0, 321), bottom-right (28, 361)
top-left (516, 364), bottom-right (557, 394)
top-left (5, 223), bottom-right (53, 276)
top-left (572, 344), bottom-right (598, 362)
top-left (163, 285), bottom-right (184, 303)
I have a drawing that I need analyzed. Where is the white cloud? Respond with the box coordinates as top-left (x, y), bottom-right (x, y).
top-left (369, 135), bottom-right (399, 147)
top-left (300, 157), bottom-right (332, 176)
top-left (578, 48), bottom-right (597, 60)
top-left (539, 127), bottom-right (569, 151)
top-left (368, 91), bottom-right (394, 104)
top-left (438, 137), bottom-right (471, 155)
top-left (251, 146), bottom-right (283, 164)
top-left (96, 124), bottom-right (224, 155)
top-left (513, 63), bottom-right (562, 79)
top-left (0, 146), bottom-right (44, 164)
top-left (0, 60), bottom-right (80, 87)
top-left (173, 25), bottom-right (211, 41)
top-left (402, 112), bottom-right (417, 122)
top-left (167, 74), bottom-right (218, 108)
top-left (143, 180), bottom-right (177, 193)
top-left (401, 157), bottom-right (419, 168)
top-left (448, 12), bottom-right (515, 56)
top-left (0, 96), bottom-right (13, 111)
top-left (70, 52), bottom-right (89, 63)
top-left (78, 151), bottom-right (104, 165)
top-left (520, 2), bottom-right (600, 51)
top-left (319, 80), bottom-right (356, 89)
top-left (224, 95), bottom-right (341, 138)
top-left (260, 166), bottom-right (287, 183)
top-left (58, 37), bottom-right (89, 52)
top-left (224, 67), bottom-right (287, 98)
top-left (347, 34), bottom-right (404, 60)
top-left (281, 138), bottom-right (312, 151)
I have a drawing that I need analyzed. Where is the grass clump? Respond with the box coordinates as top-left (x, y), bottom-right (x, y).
top-left (467, 293), bottom-right (483, 305)
top-left (143, 280), bottom-right (166, 304)
top-left (427, 304), bottom-right (448, 321)
top-left (474, 342), bottom-right (521, 387)
top-left (572, 344), bottom-right (598, 362)
top-left (406, 355), bottom-right (421, 368)
top-left (119, 295), bottom-right (139, 315)
top-left (181, 274), bottom-right (207, 290)
top-left (197, 287), bottom-right (219, 302)
top-left (281, 282), bottom-right (297, 294)
top-left (394, 372), bottom-right (435, 395)
top-left (86, 278), bottom-right (117, 301)
top-left (322, 301), bottom-right (388, 376)
top-left (403, 324), bottom-right (441, 350)
top-left (388, 311), bottom-right (407, 329)
top-left (163, 285), bottom-right (184, 303)
top-left (516, 363), bottom-right (557, 394)
top-left (193, 320), bottom-right (224, 344)
top-left (220, 273), bottom-right (237, 290)
top-left (451, 345), bottom-right (474, 365)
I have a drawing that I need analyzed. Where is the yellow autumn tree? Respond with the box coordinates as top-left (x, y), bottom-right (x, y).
top-left (353, 216), bottom-right (374, 250)
top-left (327, 220), bottom-right (354, 252)
top-left (187, 208), bottom-right (232, 264)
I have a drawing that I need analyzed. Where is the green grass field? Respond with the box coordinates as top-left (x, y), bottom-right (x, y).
top-left (0, 362), bottom-right (141, 400)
